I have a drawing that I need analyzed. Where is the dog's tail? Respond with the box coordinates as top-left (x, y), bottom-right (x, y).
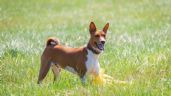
top-left (46, 37), bottom-right (60, 46)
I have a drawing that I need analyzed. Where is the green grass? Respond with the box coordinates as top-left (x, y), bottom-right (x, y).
top-left (0, 0), bottom-right (171, 95)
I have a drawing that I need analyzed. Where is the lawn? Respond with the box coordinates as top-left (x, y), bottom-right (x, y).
top-left (0, 0), bottom-right (171, 95)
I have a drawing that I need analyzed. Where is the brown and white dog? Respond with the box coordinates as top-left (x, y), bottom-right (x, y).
top-left (37, 22), bottom-right (109, 84)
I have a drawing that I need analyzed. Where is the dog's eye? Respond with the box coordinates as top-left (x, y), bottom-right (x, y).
top-left (95, 35), bottom-right (100, 38)
top-left (102, 34), bottom-right (106, 37)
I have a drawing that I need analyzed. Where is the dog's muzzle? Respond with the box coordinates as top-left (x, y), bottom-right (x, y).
top-left (95, 41), bottom-right (105, 51)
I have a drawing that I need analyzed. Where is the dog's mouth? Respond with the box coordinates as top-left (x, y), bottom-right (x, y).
top-left (94, 42), bottom-right (104, 51)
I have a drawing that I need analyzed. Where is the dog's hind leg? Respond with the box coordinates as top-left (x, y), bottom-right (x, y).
top-left (37, 58), bottom-right (51, 84)
top-left (51, 63), bottom-right (61, 82)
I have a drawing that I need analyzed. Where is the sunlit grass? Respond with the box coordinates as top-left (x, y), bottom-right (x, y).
top-left (0, 0), bottom-right (171, 95)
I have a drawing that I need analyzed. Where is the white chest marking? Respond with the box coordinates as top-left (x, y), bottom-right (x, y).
top-left (85, 49), bottom-right (100, 75)
top-left (65, 66), bottom-right (77, 74)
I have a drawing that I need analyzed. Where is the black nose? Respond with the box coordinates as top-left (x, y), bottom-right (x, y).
top-left (101, 41), bottom-right (105, 45)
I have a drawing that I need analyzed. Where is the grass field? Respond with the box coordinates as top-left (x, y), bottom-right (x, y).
top-left (0, 0), bottom-right (171, 95)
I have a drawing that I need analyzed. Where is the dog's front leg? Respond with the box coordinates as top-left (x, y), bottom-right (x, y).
top-left (79, 72), bottom-right (87, 85)
top-left (80, 75), bottom-right (86, 85)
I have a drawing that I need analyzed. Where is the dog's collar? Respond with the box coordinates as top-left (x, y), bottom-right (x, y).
top-left (87, 44), bottom-right (101, 55)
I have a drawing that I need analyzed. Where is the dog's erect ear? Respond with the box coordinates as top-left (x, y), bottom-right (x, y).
top-left (103, 23), bottom-right (109, 33)
top-left (89, 22), bottom-right (96, 34)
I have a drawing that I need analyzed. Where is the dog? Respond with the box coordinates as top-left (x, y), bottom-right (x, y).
top-left (37, 22), bottom-right (109, 84)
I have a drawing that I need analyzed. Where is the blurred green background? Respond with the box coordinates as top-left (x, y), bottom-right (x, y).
top-left (0, 0), bottom-right (171, 95)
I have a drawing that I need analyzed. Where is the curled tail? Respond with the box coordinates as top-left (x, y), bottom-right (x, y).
top-left (46, 37), bottom-right (60, 46)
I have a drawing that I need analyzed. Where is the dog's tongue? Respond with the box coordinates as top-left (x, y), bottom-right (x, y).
top-left (97, 44), bottom-right (104, 50)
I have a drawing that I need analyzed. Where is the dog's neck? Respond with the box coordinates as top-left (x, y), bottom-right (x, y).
top-left (87, 43), bottom-right (101, 55)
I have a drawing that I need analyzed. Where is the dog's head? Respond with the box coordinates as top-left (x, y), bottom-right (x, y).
top-left (88, 22), bottom-right (109, 54)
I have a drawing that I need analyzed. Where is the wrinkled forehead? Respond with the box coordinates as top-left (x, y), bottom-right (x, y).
top-left (94, 30), bottom-right (105, 35)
